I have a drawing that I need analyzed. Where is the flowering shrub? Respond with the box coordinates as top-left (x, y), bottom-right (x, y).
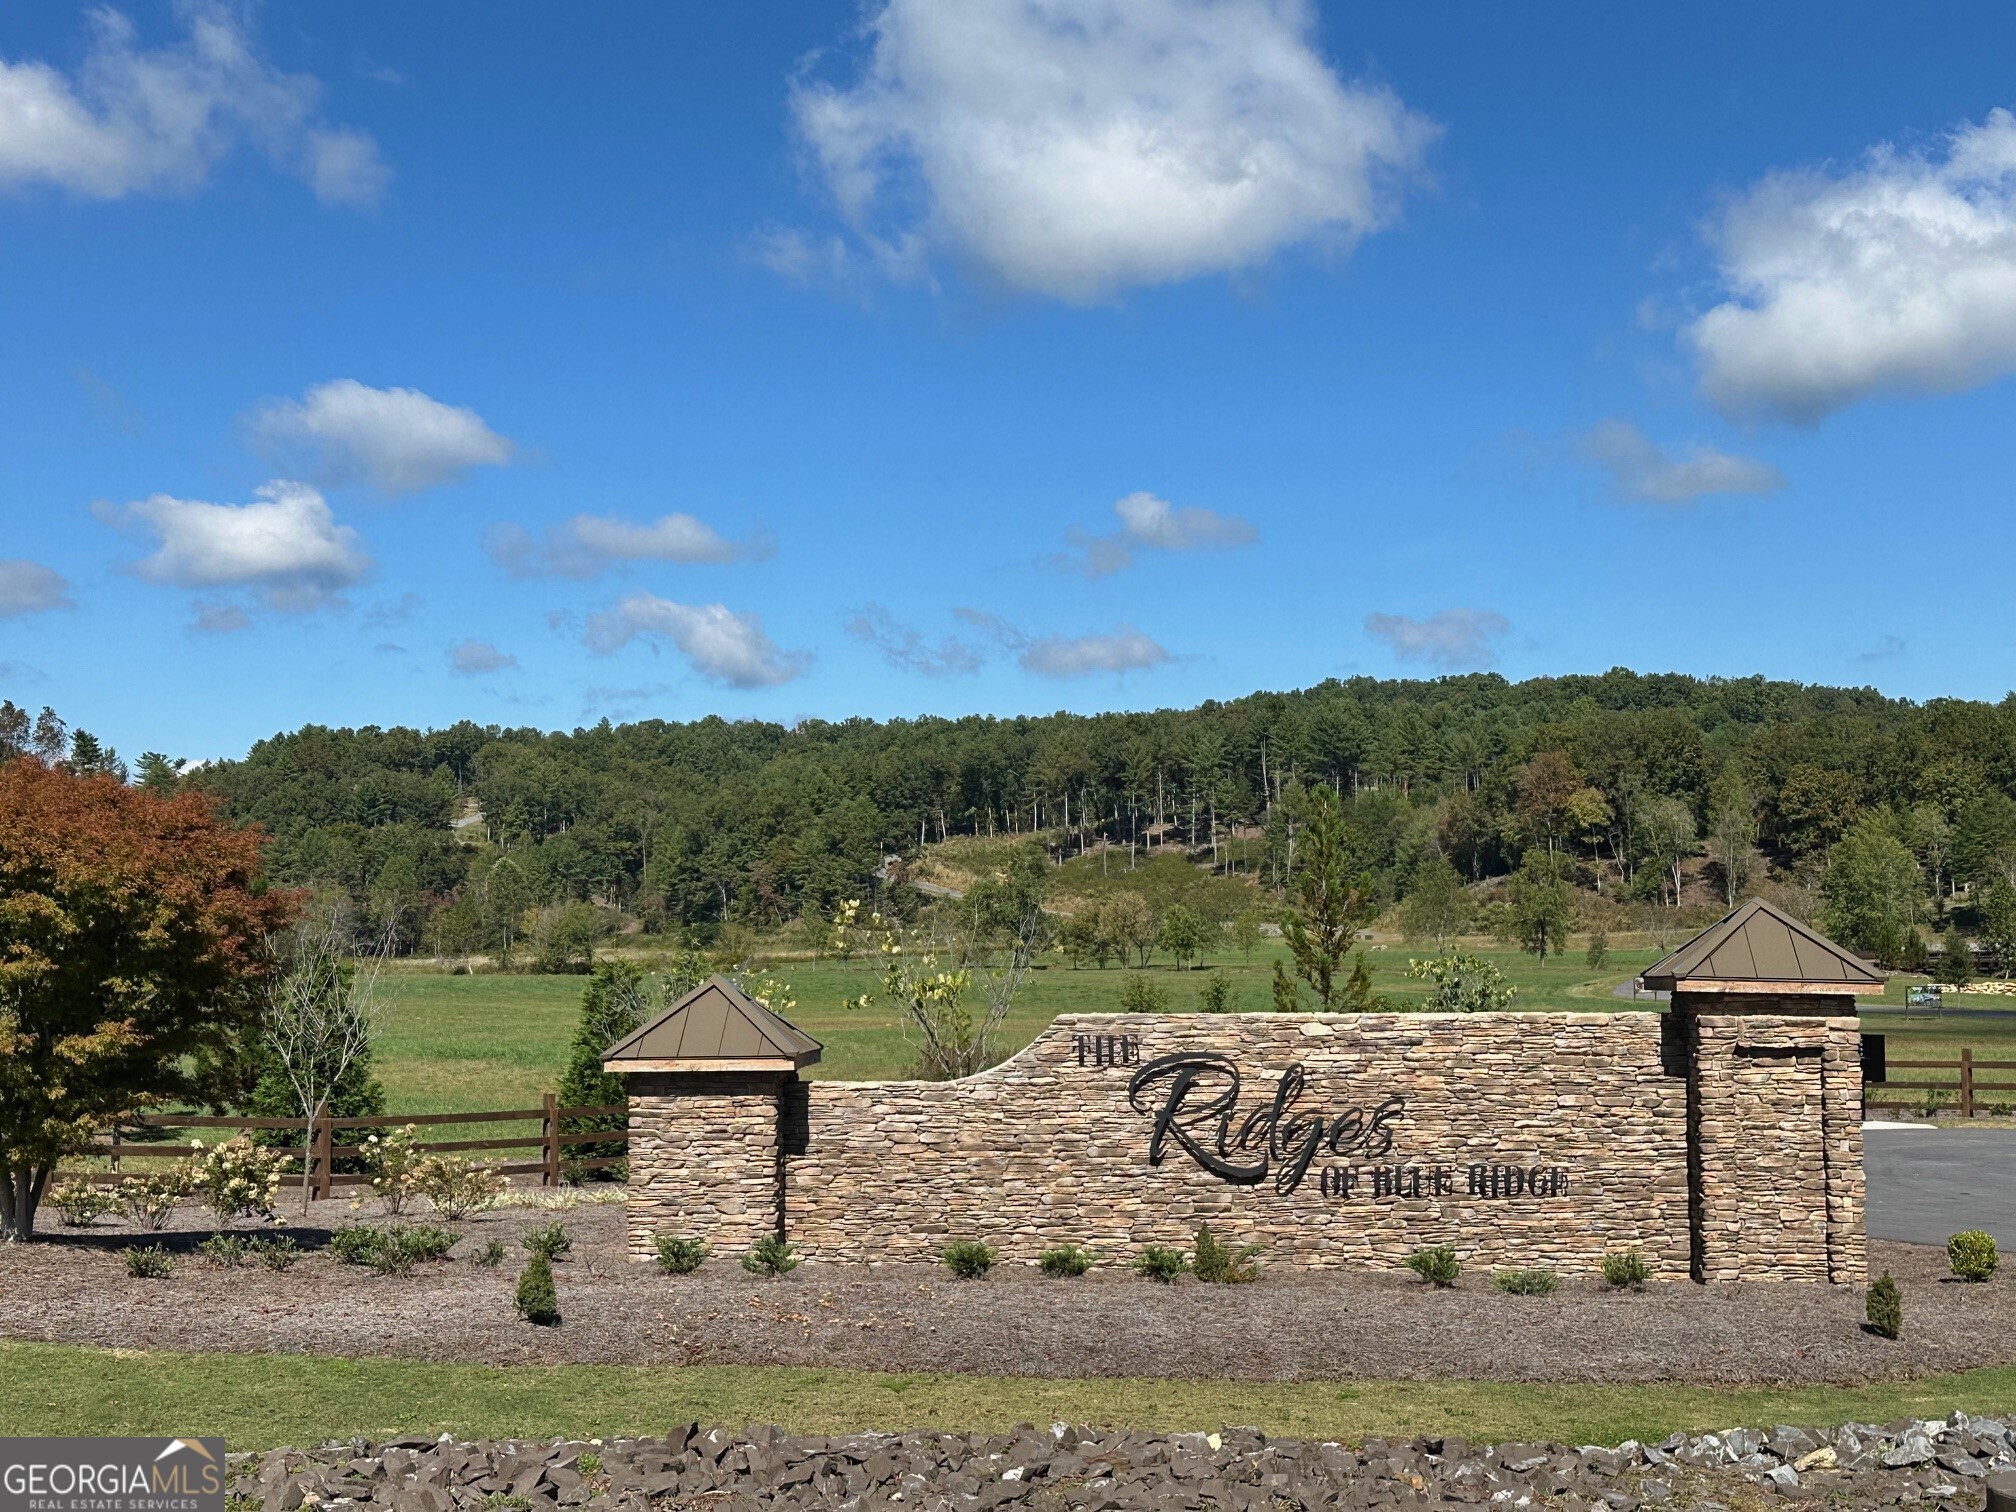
top-left (1405, 954), bottom-right (1517, 1013)
top-left (50, 1179), bottom-right (111, 1226)
top-left (114, 1168), bottom-right (189, 1231)
top-left (417, 1155), bottom-right (505, 1220)
top-left (828, 899), bottom-right (862, 960)
top-left (742, 974), bottom-right (797, 1018)
top-left (837, 906), bottom-right (1029, 1079)
top-left (187, 1136), bottom-right (285, 1225)
top-left (362, 1125), bottom-right (429, 1214)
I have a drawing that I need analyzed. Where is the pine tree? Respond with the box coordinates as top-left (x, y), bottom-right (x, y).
top-left (556, 962), bottom-right (656, 1164)
top-left (1280, 786), bottom-right (1375, 1009)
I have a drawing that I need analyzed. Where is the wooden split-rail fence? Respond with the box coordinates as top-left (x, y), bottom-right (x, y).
top-left (86, 1096), bottom-right (628, 1199)
top-left (1864, 1049), bottom-right (2016, 1119)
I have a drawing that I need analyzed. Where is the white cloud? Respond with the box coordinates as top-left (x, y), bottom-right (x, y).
top-left (0, 559), bottom-right (73, 618)
top-left (954, 607), bottom-right (1171, 677)
top-left (362, 591), bottom-right (423, 627)
top-left (1581, 420), bottom-right (1784, 505)
top-left (486, 512), bottom-right (771, 579)
top-left (843, 604), bottom-right (983, 676)
top-left (0, 5), bottom-right (388, 205)
top-left (582, 593), bottom-right (809, 689)
top-left (1688, 108), bottom-right (2016, 422)
top-left (252, 380), bottom-right (513, 495)
top-left (448, 638), bottom-right (516, 676)
top-left (1364, 609), bottom-right (1508, 671)
top-left (115, 479), bottom-right (370, 611)
top-left (1021, 628), bottom-right (1172, 677)
top-left (789, 0), bottom-right (1436, 302)
top-left (1059, 489), bottom-right (1257, 575)
top-left (191, 601), bottom-right (250, 634)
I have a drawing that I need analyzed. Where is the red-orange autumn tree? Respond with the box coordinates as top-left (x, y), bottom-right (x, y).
top-left (0, 758), bottom-right (296, 1238)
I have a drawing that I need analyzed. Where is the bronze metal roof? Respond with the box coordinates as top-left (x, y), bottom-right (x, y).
top-left (601, 974), bottom-right (822, 1072)
top-left (1640, 898), bottom-right (1884, 993)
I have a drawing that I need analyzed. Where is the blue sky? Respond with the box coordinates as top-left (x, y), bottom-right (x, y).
top-left (5, 1), bottom-right (2016, 762)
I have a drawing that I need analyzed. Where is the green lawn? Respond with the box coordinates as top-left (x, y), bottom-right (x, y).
top-left (374, 941), bottom-right (2016, 1114)
top-left (376, 942), bottom-right (1661, 1111)
top-left (4, 1341), bottom-right (2013, 1450)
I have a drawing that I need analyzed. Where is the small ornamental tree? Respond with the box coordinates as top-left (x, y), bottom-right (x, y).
top-left (0, 759), bottom-right (296, 1239)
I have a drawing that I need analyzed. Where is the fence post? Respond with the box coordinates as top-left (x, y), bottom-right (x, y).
top-left (1961, 1049), bottom-right (1975, 1120)
top-left (109, 1123), bottom-right (122, 1179)
top-left (542, 1092), bottom-right (561, 1187)
top-left (311, 1102), bottom-right (333, 1201)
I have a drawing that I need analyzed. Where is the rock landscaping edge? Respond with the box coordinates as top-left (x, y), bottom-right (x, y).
top-left (232, 1414), bottom-right (2016, 1510)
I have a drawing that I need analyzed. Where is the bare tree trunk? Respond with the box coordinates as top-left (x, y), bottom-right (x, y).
top-left (1, 1164), bottom-right (45, 1240)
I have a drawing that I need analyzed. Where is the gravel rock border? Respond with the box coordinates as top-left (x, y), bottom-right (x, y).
top-left (231, 1415), bottom-right (2016, 1510)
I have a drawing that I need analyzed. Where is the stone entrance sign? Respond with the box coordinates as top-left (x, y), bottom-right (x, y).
top-left (609, 900), bottom-right (1876, 1284)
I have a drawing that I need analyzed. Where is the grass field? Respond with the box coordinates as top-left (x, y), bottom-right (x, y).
top-left (6, 1340), bottom-right (2015, 1450)
top-left (374, 939), bottom-right (2016, 1113)
top-left (376, 941), bottom-right (1661, 1111)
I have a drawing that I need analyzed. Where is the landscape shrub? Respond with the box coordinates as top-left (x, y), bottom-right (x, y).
top-left (1038, 1245), bottom-right (1094, 1277)
top-left (1119, 975), bottom-right (1171, 1014)
top-left (399, 1224), bottom-right (456, 1262)
top-left (1405, 1245), bottom-right (1461, 1287)
top-left (330, 1222), bottom-right (454, 1275)
top-left (114, 1170), bottom-right (187, 1231)
top-left (362, 1127), bottom-right (428, 1215)
top-left (1948, 1230), bottom-right (1998, 1282)
top-left (418, 1156), bottom-right (505, 1220)
top-left (199, 1234), bottom-right (252, 1268)
top-left (1191, 1225), bottom-right (1260, 1284)
top-left (329, 1224), bottom-right (384, 1267)
top-left (187, 1136), bottom-right (285, 1225)
top-left (255, 1236), bottom-right (300, 1272)
top-left (1600, 1250), bottom-right (1651, 1290)
top-left (515, 1253), bottom-right (560, 1325)
top-left (740, 1235), bottom-right (799, 1277)
top-left (940, 1241), bottom-right (996, 1279)
top-left (1196, 973), bottom-right (1236, 1013)
top-left (123, 1245), bottom-right (175, 1279)
top-left (1867, 1273), bottom-right (1903, 1339)
top-left (50, 1179), bottom-right (110, 1226)
top-left (521, 1221), bottom-right (573, 1262)
top-left (652, 1235), bottom-right (708, 1275)
top-left (1491, 1268), bottom-right (1558, 1296)
top-left (474, 1239), bottom-right (507, 1268)
top-left (1134, 1246), bottom-right (1188, 1284)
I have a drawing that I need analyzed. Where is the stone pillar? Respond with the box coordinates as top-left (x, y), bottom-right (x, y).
top-left (623, 1071), bottom-right (789, 1263)
top-left (1677, 990), bottom-right (1865, 1285)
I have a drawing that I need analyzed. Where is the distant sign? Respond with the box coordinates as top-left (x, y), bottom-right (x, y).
top-left (1907, 984), bottom-right (1943, 1010)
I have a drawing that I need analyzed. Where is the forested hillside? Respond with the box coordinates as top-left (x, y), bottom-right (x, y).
top-left (35, 667), bottom-right (1997, 971)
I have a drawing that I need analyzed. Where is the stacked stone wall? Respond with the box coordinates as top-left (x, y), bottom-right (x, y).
top-left (626, 1071), bottom-right (783, 1255)
top-left (1688, 1010), bottom-right (1865, 1284)
top-left (626, 1012), bottom-right (1698, 1276)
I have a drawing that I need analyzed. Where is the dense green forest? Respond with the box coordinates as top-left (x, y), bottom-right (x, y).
top-left (11, 668), bottom-right (2016, 971)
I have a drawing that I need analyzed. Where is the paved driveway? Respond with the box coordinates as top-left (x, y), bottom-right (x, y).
top-left (1864, 1127), bottom-right (2016, 1248)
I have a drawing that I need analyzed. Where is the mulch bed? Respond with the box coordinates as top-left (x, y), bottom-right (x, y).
top-left (4, 1198), bottom-right (2013, 1385)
